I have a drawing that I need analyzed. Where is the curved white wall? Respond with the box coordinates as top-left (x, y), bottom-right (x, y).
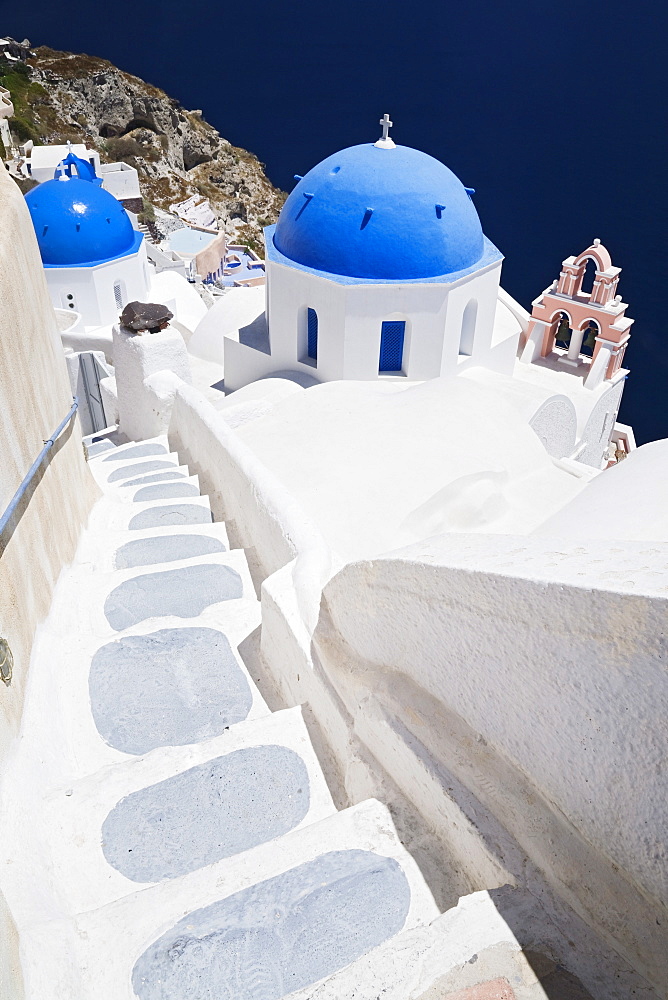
top-left (315, 535), bottom-right (668, 993)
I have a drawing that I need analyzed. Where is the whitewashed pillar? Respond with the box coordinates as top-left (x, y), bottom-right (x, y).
top-left (113, 323), bottom-right (191, 441)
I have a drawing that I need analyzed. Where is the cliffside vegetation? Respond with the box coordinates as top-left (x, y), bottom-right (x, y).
top-left (0, 42), bottom-right (286, 248)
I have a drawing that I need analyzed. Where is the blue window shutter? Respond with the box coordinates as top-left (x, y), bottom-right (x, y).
top-left (307, 308), bottom-right (318, 360)
top-left (379, 321), bottom-right (405, 372)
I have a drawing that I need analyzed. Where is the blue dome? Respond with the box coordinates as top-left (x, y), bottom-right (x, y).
top-left (25, 177), bottom-right (140, 267)
top-left (273, 143), bottom-right (485, 280)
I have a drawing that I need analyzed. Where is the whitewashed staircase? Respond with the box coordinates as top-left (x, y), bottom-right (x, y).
top-left (2, 435), bottom-right (445, 1000)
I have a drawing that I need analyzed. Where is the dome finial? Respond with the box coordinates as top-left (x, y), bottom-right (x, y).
top-left (375, 113), bottom-right (396, 149)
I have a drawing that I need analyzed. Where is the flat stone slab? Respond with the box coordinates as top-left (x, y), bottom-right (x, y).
top-left (128, 505), bottom-right (213, 530)
top-left (132, 483), bottom-right (200, 502)
top-left (442, 981), bottom-right (516, 1000)
top-left (102, 745), bottom-right (311, 881)
top-left (108, 461), bottom-right (177, 483)
top-left (132, 849), bottom-right (410, 1000)
top-left (121, 471), bottom-right (187, 487)
top-left (89, 627), bottom-right (252, 754)
top-left (104, 563), bottom-right (243, 630)
top-left (103, 443), bottom-right (168, 461)
top-left (114, 535), bottom-right (226, 570)
top-left (86, 440), bottom-right (117, 458)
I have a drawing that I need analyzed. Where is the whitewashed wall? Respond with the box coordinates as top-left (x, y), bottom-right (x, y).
top-left (44, 242), bottom-right (149, 329)
top-left (163, 375), bottom-right (665, 996)
top-left (0, 160), bottom-right (99, 1000)
top-left (224, 258), bottom-right (515, 391)
top-left (168, 383), bottom-right (331, 632)
top-left (313, 535), bottom-right (668, 995)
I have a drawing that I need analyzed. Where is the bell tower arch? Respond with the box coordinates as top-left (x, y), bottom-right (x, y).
top-left (520, 240), bottom-right (633, 389)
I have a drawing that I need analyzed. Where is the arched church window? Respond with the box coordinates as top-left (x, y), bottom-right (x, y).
top-left (458, 300), bottom-right (477, 357)
top-left (307, 308), bottom-right (318, 361)
top-left (379, 321), bottom-right (406, 372)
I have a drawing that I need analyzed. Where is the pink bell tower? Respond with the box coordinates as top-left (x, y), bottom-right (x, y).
top-left (520, 240), bottom-right (633, 390)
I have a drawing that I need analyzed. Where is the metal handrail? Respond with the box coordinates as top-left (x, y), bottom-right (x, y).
top-left (0, 398), bottom-right (79, 536)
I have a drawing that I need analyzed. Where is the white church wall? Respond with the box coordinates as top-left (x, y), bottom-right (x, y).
top-left (311, 537), bottom-right (668, 994)
top-left (45, 266), bottom-right (102, 327)
top-left (225, 258), bottom-right (510, 391)
top-left (44, 243), bottom-right (150, 332)
top-left (442, 264), bottom-right (506, 375)
top-left (575, 377), bottom-right (625, 468)
top-left (29, 143), bottom-right (101, 184)
top-left (265, 262), bottom-right (346, 380)
top-left (510, 358), bottom-right (628, 468)
top-left (91, 242), bottom-right (150, 325)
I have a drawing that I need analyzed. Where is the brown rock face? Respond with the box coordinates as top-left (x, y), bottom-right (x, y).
top-left (16, 44), bottom-right (286, 250)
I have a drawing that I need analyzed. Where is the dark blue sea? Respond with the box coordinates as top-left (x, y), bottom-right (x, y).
top-left (5, 0), bottom-right (667, 443)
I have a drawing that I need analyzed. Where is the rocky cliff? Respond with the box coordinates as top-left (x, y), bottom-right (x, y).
top-left (0, 41), bottom-right (285, 249)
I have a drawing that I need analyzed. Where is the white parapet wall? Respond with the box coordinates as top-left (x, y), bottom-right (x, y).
top-left (168, 382), bottom-right (331, 633)
top-left (311, 533), bottom-right (668, 995)
top-left (161, 374), bottom-right (665, 996)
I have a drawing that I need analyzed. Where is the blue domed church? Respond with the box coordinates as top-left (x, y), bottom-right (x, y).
top-left (223, 117), bottom-right (518, 390)
top-left (25, 151), bottom-right (150, 330)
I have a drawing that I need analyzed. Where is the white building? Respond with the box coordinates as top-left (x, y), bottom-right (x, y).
top-left (2, 117), bottom-right (666, 1000)
top-left (25, 153), bottom-right (150, 329)
top-left (223, 122), bottom-right (516, 389)
top-left (203, 119), bottom-right (631, 471)
top-left (23, 149), bottom-right (210, 432)
top-left (27, 142), bottom-right (141, 207)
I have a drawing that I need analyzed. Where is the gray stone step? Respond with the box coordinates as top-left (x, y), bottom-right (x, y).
top-left (103, 561), bottom-right (245, 631)
top-left (13, 612), bottom-right (266, 790)
top-left (32, 707), bottom-right (335, 917)
top-left (127, 479), bottom-right (201, 503)
top-left (115, 467), bottom-right (191, 488)
top-left (113, 531), bottom-right (226, 570)
top-left (88, 443), bottom-right (183, 493)
top-left (108, 464), bottom-right (193, 494)
top-left (88, 435), bottom-right (169, 462)
top-left (89, 626), bottom-right (256, 754)
top-left (20, 799), bottom-right (438, 1000)
top-left (80, 519), bottom-right (231, 573)
top-left (285, 888), bottom-right (549, 1000)
top-left (101, 495), bottom-right (214, 532)
top-left (50, 547), bottom-right (256, 640)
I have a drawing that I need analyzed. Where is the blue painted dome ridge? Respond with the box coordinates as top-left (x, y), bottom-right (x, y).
top-left (274, 142), bottom-right (485, 280)
top-left (55, 150), bottom-right (101, 184)
top-left (25, 177), bottom-right (140, 267)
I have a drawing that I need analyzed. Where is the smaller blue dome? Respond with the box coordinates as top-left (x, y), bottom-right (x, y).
top-left (274, 143), bottom-right (485, 280)
top-left (25, 177), bottom-right (140, 267)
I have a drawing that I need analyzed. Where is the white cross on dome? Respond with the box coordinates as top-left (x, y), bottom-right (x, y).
top-left (375, 113), bottom-right (396, 149)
